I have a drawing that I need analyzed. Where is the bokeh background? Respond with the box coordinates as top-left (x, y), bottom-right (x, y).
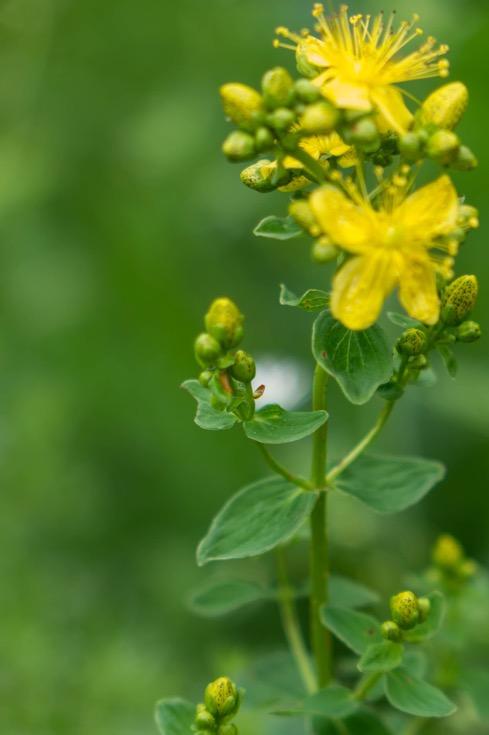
top-left (0, 0), bottom-right (487, 732)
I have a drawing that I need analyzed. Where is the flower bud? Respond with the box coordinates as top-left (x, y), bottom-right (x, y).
top-left (409, 354), bottom-right (428, 370)
top-left (456, 320), bottom-right (481, 343)
top-left (381, 620), bottom-right (403, 642)
top-left (442, 275), bottom-right (478, 326)
top-left (390, 591), bottom-right (420, 630)
top-left (452, 145), bottom-right (478, 171)
top-left (344, 118), bottom-right (379, 152)
top-left (220, 83), bottom-right (264, 131)
top-left (195, 333), bottom-right (222, 366)
top-left (240, 159), bottom-right (280, 192)
top-left (288, 199), bottom-right (320, 236)
top-left (311, 237), bottom-right (338, 263)
top-left (295, 42), bottom-right (321, 78)
top-left (426, 129), bottom-right (460, 165)
top-left (399, 132), bottom-right (423, 162)
top-left (204, 677), bottom-right (239, 718)
top-left (205, 298), bottom-right (244, 348)
top-left (419, 82), bottom-right (468, 130)
top-left (294, 78), bottom-right (321, 104)
top-left (396, 328), bottom-right (427, 356)
top-left (300, 101), bottom-right (339, 134)
top-left (432, 534), bottom-right (464, 570)
top-left (222, 131), bottom-right (256, 162)
top-left (199, 370), bottom-right (213, 387)
top-left (218, 726), bottom-right (238, 735)
top-left (195, 705), bottom-right (217, 731)
top-left (255, 126), bottom-right (275, 152)
top-left (417, 597), bottom-right (431, 623)
top-left (459, 559), bottom-right (477, 580)
top-left (262, 67), bottom-right (294, 109)
top-left (231, 350), bottom-right (256, 383)
top-left (267, 107), bottom-right (296, 131)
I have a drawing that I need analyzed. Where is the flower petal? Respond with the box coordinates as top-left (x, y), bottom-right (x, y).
top-left (331, 252), bottom-right (399, 330)
top-left (309, 186), bottom-right (373, 253)
top-left (399, 256), bottom-right (440, 325)
top-left (301, 37), bottom-right (331, 67)
top-left (321, 76), bottom-right (372, 110)
top-left (397, 176), bottom-right (459, 243)
top-left (371, 86), bottom-right (413, 134)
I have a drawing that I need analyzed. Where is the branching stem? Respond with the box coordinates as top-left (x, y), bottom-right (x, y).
top-left (255, 442), bottom-right (312, 490)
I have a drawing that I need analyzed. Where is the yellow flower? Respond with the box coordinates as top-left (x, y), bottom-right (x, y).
top-left (309, 176), bottom-right (459, 330)
top-left (284, 129), bottom-right (355, 169)
top-left (275, 5), bottom-right (449, 134)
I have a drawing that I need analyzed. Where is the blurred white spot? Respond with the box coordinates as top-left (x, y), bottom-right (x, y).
top-left (254, 355), bottom-right (310, 410)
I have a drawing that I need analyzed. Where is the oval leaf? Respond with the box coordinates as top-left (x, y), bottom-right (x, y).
top-left (187, 579), bottom-right (269, 617)
top-left (358, 641), bottom-right (404, 673)
top-left (182, 380), bottom-right (238, 431)
top-left (384, 670), bottom-right (456, 718)
top-left (254, 215), bottom-right (303, 240)
top-left (197, 477), bottom-right (318, 565)
top-left (312, 311), bottom-right (392, 405)
top-left (404, 591), bottom-right (445, 643)
top-left (280, 284), bottom-right (329, 312)
top-left (320, 606), bottom-right (382, 655)
top-left (329, 574), bottom-right (379, 609)
top-left (387, 312), bottom-right (421, 328)
top-left (276, 685), bottom-right (358, 719)
top-left (335, 454), bottom-right (446, 514)
top-left (244, 404), bottom-right (328, 444)
top-left (155, 698), bottom-right (195, 735)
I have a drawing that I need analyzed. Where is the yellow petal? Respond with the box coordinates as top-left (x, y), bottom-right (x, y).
top-left (321, 76), bottom-right (372, 111)
top-left (309, 186), bottom-right (373, 253)
top-left (301, 37), bottom-right (331, 67)
top-left (396, 176), bottom-right (459, 243)
top-left (371, 86), bottom-right (413, 134)
top-left (398, 256), bottom-right (440, 325)
top-left (331, 251), bottom-right (399, 330)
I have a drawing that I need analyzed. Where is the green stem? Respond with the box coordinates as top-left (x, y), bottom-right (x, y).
top-left (309, 363), bottom-right (331, 688)
top-left (275, 547), bottom-right (316, 695)
top-left (255, 442), bottom-right (312, 490)
top-left (353, 672), bottom-right (382, 701)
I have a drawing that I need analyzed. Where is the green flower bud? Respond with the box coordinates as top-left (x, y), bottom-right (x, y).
top-left (240, 159), bottom-right (279, 192)
top-left (222, 131), bottom-right (255, 162)
top-left (452, 145), bottom-right (478, 171)
top-left (456, 320), bottom-right (481, 343)
top-left (442, 275), bottom-right (478, 326)
top-left (311, 237), bottom-right (339, 263)
top-left (417, 597), bottom-right (431, 623)
top-left (218, 725), bottom-right (238, 735)
top-left (390, 591), bottom-right (420, 630)
top-left (195, 333), bottom-right (222, 366)
top-left (267, 107), bottom-right (296, 131)
top-left (195, 705), bottom-right (217, 731)
top-left (295, 42), bottom-right (321, 78)
top-left (396, 328), bottom-right (427, 356)
top-left (204, 677), bottom-right (239, 718)
top-left (231, 350), bottom-right (256, 383)
top-left (419, 82), bottom-right (468, 130)
top-left (344, 118), bottom-right (379, 151)
top-left (288, 199), bottom-right (320, 236)
top-left (199, 370), bottom-right (213, 387)
top-left (220, 83), bottom-right (264, 131)
top-left (426, 129), bottom-right (460, 165)
top-left (409, 354), bottom-right (428, 370)
top-left (458, 559), bottom-right (477, 580)
top-left (399, 132), bottom-right (423, 162)
top-left (205, 298), bottom-right (244, 348)
top-left (301, 101), bottom-right (339, 134)
top-left (255, 126), bottom-right (275, 152)
top-left (381, 620), bottom-right (403, 642)
top-left (294, 78), bottom-right (321, 104)
top-left (262, 67), bottom-right (295, 109)
top-left (432, 534), bottom-right (464, 570)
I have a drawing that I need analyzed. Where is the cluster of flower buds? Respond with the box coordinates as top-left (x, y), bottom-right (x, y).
top-left (429, 534), bottom-right (477, 588)
top-left (381, 590), bottom-right (431, 642)
top-left (194, 297), bottom-right (259, 420)
top-left (399, 82), bottom-right (477, 170)
top-left (193, 677), bottom-right (242, 735)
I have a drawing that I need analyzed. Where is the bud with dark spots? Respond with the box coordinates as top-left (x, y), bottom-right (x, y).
top-left (204, 677), bottom-right (240, 719)
top-left (390, 590), bottom-right (420, 630)
top-left (396, 328), bottom-right (427, 356)
top-left (442, 275), bottom-right (478, 326)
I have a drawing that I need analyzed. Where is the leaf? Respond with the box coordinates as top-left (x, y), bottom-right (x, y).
top-left (384, 670), bottom-right (456, 718)
top-left (387, 312), bottom-right (421, 328)
top-left (182, 380), bottom-right (238, 431)
top-left (358, 641), bottom-right (404, 673)
top-left (275, 685), bottom-right (358, 719)
top-left (320, 606), bottom-right (382, 655)
top-left (240, 651), bottom-right (306, 708)
top-left (253, 215), bottom-right (303, 240)
top-left (437, 344), bottom-right (458, 378)
top-left (197, 477), bottom-right (318, 565)
top-left (187, 579), bottom-right (269, 617)
top-left (312, 311), bottom-right (392, 405)
top-left (243, 404), bottom-right (328, 444)
top-left (154, 698), bottom-right (195, 735)
top-left (313, 711), bottom-right (394, 735)
top-left (404, 591), bottom-right (445, 642)
top-left (329, 574), bottom-right (379, 609)
top-left (279, 284), bottom-right (329, 312)
top-left (334, 453), bottom-right (445, 514)
top-left (402, 650), bottom-right (428, 679)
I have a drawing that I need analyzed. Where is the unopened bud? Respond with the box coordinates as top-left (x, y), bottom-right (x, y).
top-left (399, 132), bottom-right (423, 162)
top-left (195, 333), bottom-right (222, 366)
top-left (218, 726), bottom-right (238, 735)
top-left (255, 126), bottom-right (275, 152)
top-left (381, 620), bottom-right (403, 642)
top-left (267, 107), bottom-right (296, 131)
top-left (231, 350), bottom-right (256, 383)
top-left (432, 534), bottom-right (464, 570)
top-left (295, 42), bottom-right (321, 78)
top-left (311, 237), bottom-right (338, 263)
top-left (294, 78), bottom-right (321, 104)
top-left (426, 129), bottom-right (460, 165)
top-left (204, 677), bottom-right (239, 718)
top-left (220, 83), bottom-right (264, 131)
top-left (195, 705), bottom-right (216, 731)
top-left (419, 82), bottom-right (468, 130)
top-left (344, 118), bottom-right (379, 151)
top-left (301, 101), bottom-right (339, 134)
top-left (205, 298), bottom-right (244, 348)
top-left (459, 559), bottom-right (477, 579)
top-left (442, 275), bottom-right (478, 326)
top-left (410, 354), bottom-right (428, 370)
top-left (390, 591), bottom-right (420, 630)
top-left (262, 67), bottom-right (294, 109)
top-left (417, 597), bottom-right (431, 623)
top-left (452, 145), bottom-right (478, 171)
top-left (222, 131), bottom-right (255, 162)
top-left (396, 328), bottom-right (427, 356)
top-left (240, 159), bottom-right (279, 192)
top-left (456, 320), bottom-right (481, 343)
top-left (199, 370), bottom-right (213, 387)
top-left (288, 199), bottom-right (320, 236)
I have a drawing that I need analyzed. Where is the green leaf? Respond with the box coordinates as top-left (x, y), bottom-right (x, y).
top-left (335, 454), bottom-right (445, 514)
top-left (240, 651), bottom-right (306, 708)
top-left (253, 215), bottom-right (303, 240)
top-left (387, 312), bottom-right (421, 328)
top-left (197, 477), bottom-right (318, 565)
top-left (275, 685), bottom-right (358, 719)
top-left (320, 606), bottom-right (382, 654)
top-left (384, 670), bottom-right (456, 718)
top-left (279, 284), bottom-right (329, 312)
top-left (187, 579), bottom-right (269, 617)
top-left (182, 380), bottom-right (238, 431)
top-left (402, 650), bottom-right (428, 679)
top-left (358, 641), bottom-right (403, 673)
top-left (437, 344), bottom-right (458, 378)
top-left (243, 404), bottom-right (328, 444)
top-left (329, 574), bottom-right (379, 609)
top-left (312, 311), bottom-right (392, 405)
top-left (404, 591), bottom-right (445, 642)
top-left (154, 698), bottom-right (195, 735)
top-left (313, 711), bottom-right (393, 735)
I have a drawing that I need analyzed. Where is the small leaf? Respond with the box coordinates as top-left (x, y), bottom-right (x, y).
top-left (197, 477), bottom-right (318, 565)
top-left (275, 685), bottom-right (358, 719)
top-left (404, 591), bottom-right (445, 642)
top-left (384, 670), bottom-right (456, 718)
top-left (187, 579), bottom-right (269, 617)
top-left (244, 404), bottom-right (328, 444)
top-left (402, 650), bottom-right (428, 679)
top-left (182, 380), bottom-right (238, 431)
top-left (254, 215), bottom-right (303, 240)
top-left (320, 606), bottom-right (382, 654)
top-left (154, 698), bottom-right (195, 735)
top-left (241, 651), bottom-right (306, 708)
top-left (329, 574), bottom-right (379, 609)
top-left (312, 311), bottom-right (392, 405)
top-left (335, 454), bottom-right (445, 514)
top-left (358, 641), bottom-right (404, 673)
top-left (313, 711), bottom-right (394, 735)
top-left (279, 284), bottom-right (329, 312)
top-left (387, 312), bottom-right (421, 328)
top-left (437, 344), bottom-right (458, 378)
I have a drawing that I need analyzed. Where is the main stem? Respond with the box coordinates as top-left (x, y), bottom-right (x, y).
top-left (309, 363), bottom-right (331, 688)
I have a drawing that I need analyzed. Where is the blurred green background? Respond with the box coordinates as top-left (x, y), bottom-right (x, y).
top-left (0, 0), bottom-right (487, 732)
